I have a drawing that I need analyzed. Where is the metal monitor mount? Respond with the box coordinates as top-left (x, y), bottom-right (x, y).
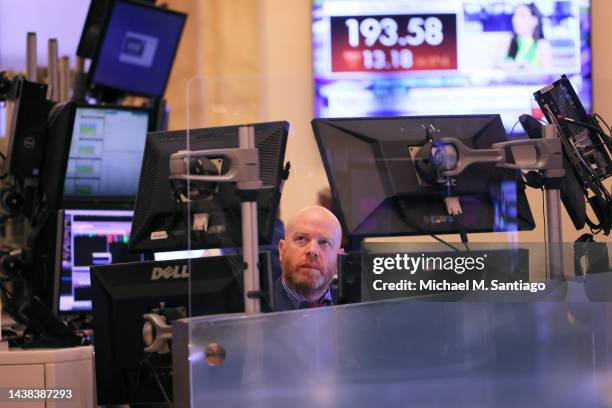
top-left (421, 124), bottom-right (565, 278)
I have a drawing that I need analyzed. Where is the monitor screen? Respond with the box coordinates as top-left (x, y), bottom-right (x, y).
top-left (312, 114), bottom-right (536, 244)
top-left (129, 121), bottom-right (289, 252)
top-left (56, 208), bottom-right (143, 313)
top-left (312, 0), bottom-right (592, 133)
top-left (64, 105), bottom-right (150, 201)
top-left (89, 0), bottom-right (186, 97)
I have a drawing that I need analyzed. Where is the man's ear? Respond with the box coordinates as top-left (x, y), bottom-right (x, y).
top-left (278, 239), bottom-right (286, 261)
top-left (339, 247), bottom-right (345, 255)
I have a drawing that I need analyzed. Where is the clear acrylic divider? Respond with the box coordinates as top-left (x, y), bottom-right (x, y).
top-left (178, 73), bottom-right (321, 406)
top-left (177, 291), bottom-right (612, 408)
top-left (183, 74), bottom-right (271, 319)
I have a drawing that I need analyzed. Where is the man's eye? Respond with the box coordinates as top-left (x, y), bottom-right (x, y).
top-left (319, 240), bottom-right (332, 247)
top-left (296, 236), bottom-right (307, 243)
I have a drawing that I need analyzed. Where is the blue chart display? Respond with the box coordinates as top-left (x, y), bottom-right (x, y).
top-left (312, 0), bottom-right (592, 133)
top-left (64, 106), bottom-right (149, 199)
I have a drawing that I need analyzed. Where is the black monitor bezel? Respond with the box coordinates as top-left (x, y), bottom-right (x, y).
top-left (86, 0), bottom-right (187, 98)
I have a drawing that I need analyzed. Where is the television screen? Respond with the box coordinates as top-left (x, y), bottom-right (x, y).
top-left (312, 0), bottom-right (592, 132)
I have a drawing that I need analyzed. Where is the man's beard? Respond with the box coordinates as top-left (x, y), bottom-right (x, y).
top-left (285, 263), bottom-right (328, 295)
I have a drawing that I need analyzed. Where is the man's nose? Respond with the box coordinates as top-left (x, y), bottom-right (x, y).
top-left (305, 240), bottom-right (320, 257)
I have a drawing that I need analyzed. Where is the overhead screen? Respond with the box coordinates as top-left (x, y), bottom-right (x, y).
top-left (89, 0), bottom-right (186, 97)
top-left (312, 0), bottom-right (592, 132)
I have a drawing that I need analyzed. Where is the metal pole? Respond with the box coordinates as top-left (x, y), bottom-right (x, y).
top-left (58, 56), bottom-right (70, 102)
top-left (26, 33), bottom-right (37, 81)
top-left (542, 124), bottom-right (564, 279)
top-left (48, 39), bottom-right (59, 102)
top-left (239, 126), bottom-right (261, 314)
top-left (72, 56), bottom-right (86, 101)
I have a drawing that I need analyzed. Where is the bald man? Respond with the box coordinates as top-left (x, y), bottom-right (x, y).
top-left (274, 205), bottom-right (344, 311)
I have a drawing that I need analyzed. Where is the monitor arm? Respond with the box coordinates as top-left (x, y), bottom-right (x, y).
top-left (167, 126), bottom-right (263, 314)
top-left (417, 128), bottom-right (564, 218)
top-left (429, 136), bottom-right (563, 181)
top-left (168, 146), bottom-right (262, 191)
top-left (420, 124), bottom-right (565, 278)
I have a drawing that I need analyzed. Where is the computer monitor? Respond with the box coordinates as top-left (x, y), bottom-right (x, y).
top-left (29, 103), bottom-right (149, 309)
top-left (41, 103), bottom-right (152, 210)
top-left (91, 252), bottom-right (273, 406)
top-left (312, 115), bottom-right (535, 245)
top-left (88, 0), bottom-right (187, 97)
top-left (65, 104), bottom-right (152, 203)
top-left (129, 121), bottom-right (289, 252)
top-left (55, 208), bottom-right (144, 314)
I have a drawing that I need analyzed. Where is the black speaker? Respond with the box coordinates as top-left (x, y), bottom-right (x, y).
top-left (5, 78), bottom-right (54, 182)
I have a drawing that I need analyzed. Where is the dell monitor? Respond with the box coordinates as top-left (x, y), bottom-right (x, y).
top-left (129, 121), bottom-right (289, 252)
top-left (312, 114), bottom-right (535, 245)
top-left (91, 252), bottom-right (273, 406)
top-left (88, 0), bottom-right (187, 97)
top-left (54, 208), bottom-right (144, 314)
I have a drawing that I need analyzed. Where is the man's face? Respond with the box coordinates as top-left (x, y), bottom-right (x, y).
top-left (279, 209), bottom-right (342, 298)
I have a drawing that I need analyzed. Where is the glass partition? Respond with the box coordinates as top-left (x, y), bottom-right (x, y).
top-left (175, 284), bottom-right (612, 407)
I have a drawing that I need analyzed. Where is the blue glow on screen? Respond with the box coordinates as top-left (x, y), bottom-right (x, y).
top-left (92, 0), bottom-right (185, 97)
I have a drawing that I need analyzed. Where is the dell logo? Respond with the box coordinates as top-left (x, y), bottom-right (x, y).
top-left (24, 136), bottom-right (36, 149)
top-left (151, 265), bottom-right (190, 280)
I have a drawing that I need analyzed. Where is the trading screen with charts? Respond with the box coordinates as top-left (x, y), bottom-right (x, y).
top-left (65, 106), bottom-right (149, 198)
top-left (57, 209), bottom-right (143, 313)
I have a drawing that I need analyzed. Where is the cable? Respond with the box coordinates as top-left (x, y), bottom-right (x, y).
top-left (142, 358), bottom-right (174, 408)
top-left (594, 113), bottom-right (612, 136)
top-left (509, 119), bottom-right (521, 136)
top-left (561, 117), bottom-right (612, 149)
top-left (541, 188), bottom-right (549, 280)
top-left (394, 200), bottom-right (461, 252)
top-left (453, 215), bottom-right (470, 251)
